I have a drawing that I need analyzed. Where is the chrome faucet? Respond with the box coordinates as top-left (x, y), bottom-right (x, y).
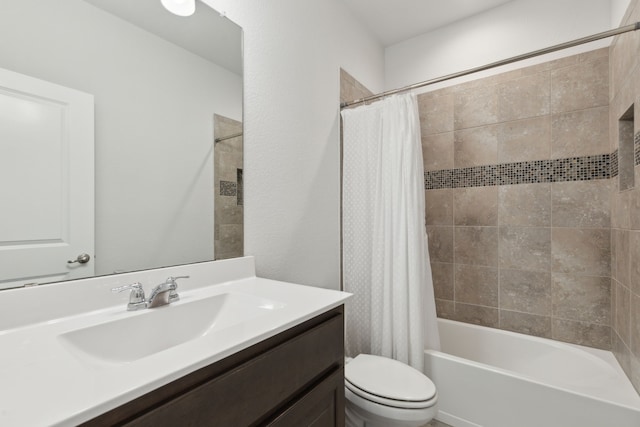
top-left (146, 276), bottom-right (189, 308)
top-left (111, 276), bottom-right (189, 311)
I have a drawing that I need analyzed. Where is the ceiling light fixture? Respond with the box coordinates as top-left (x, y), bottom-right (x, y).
top-left (161, 0), bottom-right (195, 17)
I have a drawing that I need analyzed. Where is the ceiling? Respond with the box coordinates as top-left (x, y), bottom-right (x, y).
top-left (85, 0), bottom-right (243, 75)
top-left (343, 0), bottom-right (516, 46)
top-left (83, 0), bottom-right (516, 73)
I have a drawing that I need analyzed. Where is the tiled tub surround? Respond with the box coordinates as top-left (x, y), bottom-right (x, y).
top-left (610, 0), bottom-right (640, 396)
top-left (423, 48), bottom-right (616, 350)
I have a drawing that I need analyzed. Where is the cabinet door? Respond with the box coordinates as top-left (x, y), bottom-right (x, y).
top-left (268, 369), bottom-right (345, 427)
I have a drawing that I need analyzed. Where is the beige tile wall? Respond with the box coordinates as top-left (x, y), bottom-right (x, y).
top-left (423, 47), bottom-right (613, 350)
top-left (609, 0), bottom-right (640, 394)
top-left (214, 114), bottom-right (243, 260)
top-left (340, 69), bottom-right (374, 106)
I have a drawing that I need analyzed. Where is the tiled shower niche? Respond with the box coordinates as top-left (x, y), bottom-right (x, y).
top-left (618, 105), bottom-right (634, 191)
top-left (610, 0), bottom-right (640, 395)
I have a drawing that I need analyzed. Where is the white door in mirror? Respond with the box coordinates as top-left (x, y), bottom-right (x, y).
top-left (0, 67), bottom-right (94, 289)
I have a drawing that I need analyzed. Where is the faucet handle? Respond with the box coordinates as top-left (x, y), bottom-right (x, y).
top-left (111, 282), bottom-right (147, 311)
top-left (167, 275), bottom-right (190, 284)
top-left (111, 282), bottom-right (143, 293)
top-left (165, 276), bottom-right (189, 303)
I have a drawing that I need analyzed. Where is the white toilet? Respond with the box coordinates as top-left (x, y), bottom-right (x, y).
top-left (344, 354), bottom-right (438, 427)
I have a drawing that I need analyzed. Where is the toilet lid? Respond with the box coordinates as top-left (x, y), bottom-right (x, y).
top-left (345, 354), bottom-right (436, 403)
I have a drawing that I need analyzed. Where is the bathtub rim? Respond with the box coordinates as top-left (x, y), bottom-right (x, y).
top-left (426, 318), bottom-right (640, 412)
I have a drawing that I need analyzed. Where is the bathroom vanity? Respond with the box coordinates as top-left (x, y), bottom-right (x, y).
top-left (0, 257), bottom-right (350, 426)
top-left (84, 306), bottom-right (345, 426)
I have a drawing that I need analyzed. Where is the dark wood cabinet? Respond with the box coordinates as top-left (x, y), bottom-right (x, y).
top-left (268, 369), bottom-right (343, 427)
top-left (82, 306), bottom-right (345, 427)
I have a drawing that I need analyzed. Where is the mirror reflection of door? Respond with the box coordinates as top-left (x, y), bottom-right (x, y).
top-left (0, 67), bottom-right (94, 290)
top-left (214, 114), bottom-right (243, 260)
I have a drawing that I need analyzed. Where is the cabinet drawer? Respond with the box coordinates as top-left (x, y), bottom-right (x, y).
top-left (268, 368), bottom-right (345, 427)
top-left (126, 313), bottom-right (344, 426)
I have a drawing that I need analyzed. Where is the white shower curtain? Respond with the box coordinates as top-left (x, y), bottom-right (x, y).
top-left (341, 93), bottom-right (440, 371)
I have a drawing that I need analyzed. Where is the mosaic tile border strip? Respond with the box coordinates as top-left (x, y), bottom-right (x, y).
top-left (219, 180), bottom-right (237, 196)
top-left (425, 154), bottom-right (611, 189)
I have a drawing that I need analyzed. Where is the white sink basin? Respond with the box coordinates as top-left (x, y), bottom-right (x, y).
top-left (58, 292), bottom-right (285, 364)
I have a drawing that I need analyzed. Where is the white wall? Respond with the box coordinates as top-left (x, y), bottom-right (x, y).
top-left (203, 0), bottom-right (385, 289)
top-left (385, 0), bottom-right (614, 91)
top-left (611, 0), bottom-right (633, 26)
top-left (0, 0), bottom-right (242, 276)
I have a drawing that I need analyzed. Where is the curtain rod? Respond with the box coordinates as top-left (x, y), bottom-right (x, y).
top-left (214, 132), bottom-right (243, 143)
top-left (340, 22), bottom-right (640, 109)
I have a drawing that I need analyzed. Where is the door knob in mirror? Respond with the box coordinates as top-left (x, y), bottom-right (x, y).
top-left (68, 253), bottom-right (91, 264)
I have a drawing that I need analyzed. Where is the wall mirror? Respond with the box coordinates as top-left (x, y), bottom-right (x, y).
top-left (0, 0), bottom-right (243, 290)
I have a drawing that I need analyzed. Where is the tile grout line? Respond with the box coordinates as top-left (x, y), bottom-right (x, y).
top-left (549, 75), bottom-right (555, 340)
top-left (497, 182), bottom-right (501, 329)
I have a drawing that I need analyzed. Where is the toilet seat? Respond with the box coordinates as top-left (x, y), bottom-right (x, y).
top-left (345, 354), bottom-right (437, 409)
top-left (345, 380), bottom-right (437, 409)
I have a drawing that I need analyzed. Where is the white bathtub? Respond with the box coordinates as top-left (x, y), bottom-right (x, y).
top-left (424, 319), bottom-right (640, 427)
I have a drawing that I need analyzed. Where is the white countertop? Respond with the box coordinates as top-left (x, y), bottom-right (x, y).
top-left (0, 257), bottom-right (351, 426)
